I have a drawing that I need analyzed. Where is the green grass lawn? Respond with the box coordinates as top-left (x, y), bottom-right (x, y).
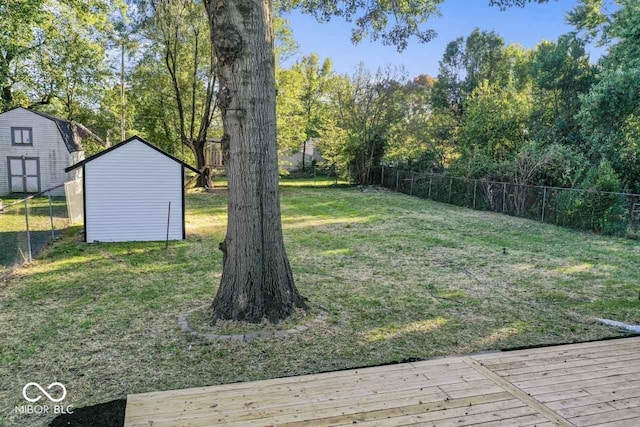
top-left (207, 174), bottom-right (348, 188)
top-left (1, 185), bottom-right (639, 426)
top-left (280, 174), bottom-right (348, 187)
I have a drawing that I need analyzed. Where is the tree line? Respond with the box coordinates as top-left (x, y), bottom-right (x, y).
top-left (3, 1), bottom-right (637, 195)
top-left (278, 1), bottom-right (640, 200)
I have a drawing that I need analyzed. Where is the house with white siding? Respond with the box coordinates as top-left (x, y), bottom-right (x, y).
top-left (65, 135), bottom-right (200, 243)
top-left (280, 139), bottom-right (326, 172)
top-left (0, 107), bottom-right (99, 196)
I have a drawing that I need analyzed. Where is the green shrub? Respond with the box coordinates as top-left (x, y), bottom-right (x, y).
top-left (563, 161), bottom-right (628, 234)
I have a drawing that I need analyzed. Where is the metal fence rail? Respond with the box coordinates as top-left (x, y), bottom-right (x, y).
top-left (377, 167), bottom-right (640, 236)
top-left (0, 184), bottom-right (73, 274)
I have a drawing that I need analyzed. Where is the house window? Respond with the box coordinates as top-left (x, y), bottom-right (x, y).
top-left (11, 127), bottom-right (33, 145)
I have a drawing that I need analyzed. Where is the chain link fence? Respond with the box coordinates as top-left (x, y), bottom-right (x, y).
top-left (376, 167), bottom-right (640, 237)
top-left (0, 184), bottom-right (74, 275)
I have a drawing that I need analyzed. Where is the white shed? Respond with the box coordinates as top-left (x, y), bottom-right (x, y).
top-left (65, 136), bottom-right (199, 243)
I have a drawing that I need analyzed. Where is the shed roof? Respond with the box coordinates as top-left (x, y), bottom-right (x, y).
top-left (64, 135), bottom-right (201, 174)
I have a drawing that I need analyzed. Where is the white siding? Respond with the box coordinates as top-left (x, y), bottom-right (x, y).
top-left (69, 151), bottom-right (85, 180)
top-left (0, 108), bottom-right (82, 196)
top-left (84, 138), bottom-right (184, 242)
top-left (280, 139), bottom-right (324, 172)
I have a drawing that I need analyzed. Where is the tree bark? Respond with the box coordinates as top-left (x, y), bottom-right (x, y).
top-left (192, 139), bottom-right (210, 188)
top-left (2, 84), bottom-right (13, 109)
top-left (205, 0), bottom-right (307, 322)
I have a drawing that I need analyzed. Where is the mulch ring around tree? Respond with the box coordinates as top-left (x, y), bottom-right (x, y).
top-left (178, 304), bottom-right (329, 343)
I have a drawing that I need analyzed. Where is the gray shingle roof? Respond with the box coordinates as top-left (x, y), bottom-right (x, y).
top-left (27, 109), bottom-right (84, 152)
top-left (2, 107), bottom-right (105, 152)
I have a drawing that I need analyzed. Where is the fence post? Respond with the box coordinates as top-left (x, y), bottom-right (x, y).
top-left (502, 182), bottom-right (507, 212)
top-left (448, 177), bottom-right (453, 203)
top-left (24, 198), bottom-right (32, 263)
top-left (473, 179), bottom-right (477, 209)
top-left (395, 170), bottom-right (399, 191)
top-left (165, 201), bottom-right (172, 250)
top-left (48, 193), bottom-right (55, 240)
top-left (428, 175), bottom-right (432, 199)
top-left (631, 201), bottom-right (635, 231)
top-left (410, 173), bottom-right (414, 195)
top-left (381, 166), bottom-right (384, 186)
top-left (541, 187), bottom-right (547, 223)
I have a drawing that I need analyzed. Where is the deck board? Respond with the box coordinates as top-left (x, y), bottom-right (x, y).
top-left (125, 336), bottom-right (640, 426)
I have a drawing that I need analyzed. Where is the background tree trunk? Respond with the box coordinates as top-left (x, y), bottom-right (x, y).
top-left (192, 140), bottom-right (210, 188)
top-left (302, 139), bottom-right (307, 171)
top-left (205, 0), bottom-right (307, 322)
top-left (2, 86), bottom-right (12, 108)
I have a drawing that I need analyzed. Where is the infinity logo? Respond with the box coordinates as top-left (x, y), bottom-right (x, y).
top-left (22, 382), bottom-right (67, 403)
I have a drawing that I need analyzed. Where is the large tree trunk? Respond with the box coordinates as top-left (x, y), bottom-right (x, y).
top-left (205, 0), bottom-right (307, 323)
top-left (192, 139), bottom-right (211, 188)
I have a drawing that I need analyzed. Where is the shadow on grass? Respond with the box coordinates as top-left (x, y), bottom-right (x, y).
top-left (0, 230), bottom-right (59, 268)
top-left (49, 399), bottom-right (125, 427)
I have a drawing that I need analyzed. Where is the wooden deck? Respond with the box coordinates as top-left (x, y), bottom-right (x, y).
top-left (124, 337), bottom-right (640, 426)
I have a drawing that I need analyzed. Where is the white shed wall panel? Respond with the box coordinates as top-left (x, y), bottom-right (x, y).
top-left (84, 139), bottom-right (183, 242)
top-left (0, 108), bottom-right (79, 196)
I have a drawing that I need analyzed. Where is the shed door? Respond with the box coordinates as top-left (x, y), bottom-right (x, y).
top-left (8, 157), bottom-right (40, 193)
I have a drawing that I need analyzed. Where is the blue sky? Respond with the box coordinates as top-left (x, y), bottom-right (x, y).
top-left (282, 1), bottom-right (606, 78)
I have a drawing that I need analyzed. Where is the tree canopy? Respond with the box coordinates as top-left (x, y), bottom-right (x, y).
top-left (2, 0), bottom-right (637, 193)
